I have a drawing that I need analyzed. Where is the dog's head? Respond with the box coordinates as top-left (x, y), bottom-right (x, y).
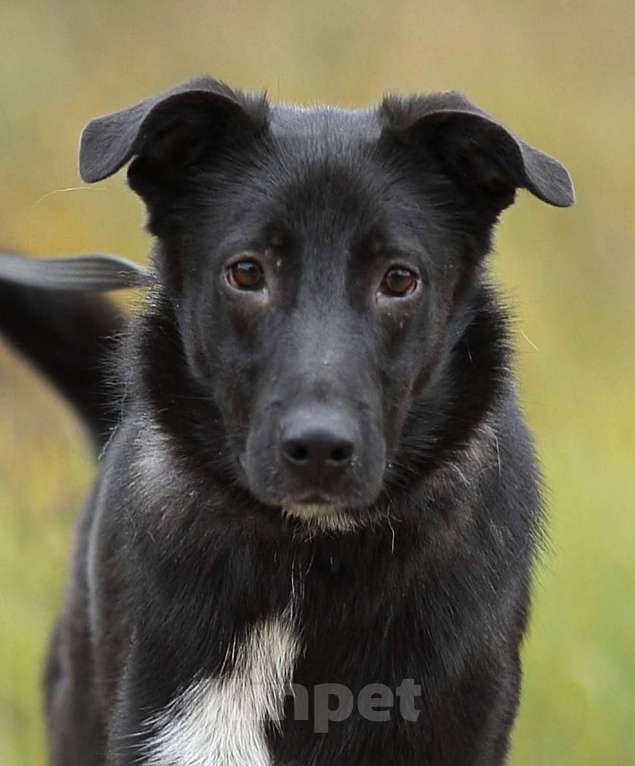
top-left (80, 77), bottom-right (573, 524)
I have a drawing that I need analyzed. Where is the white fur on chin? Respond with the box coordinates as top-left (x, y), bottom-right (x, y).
top-left (282, 503), bottom-right (361, 532)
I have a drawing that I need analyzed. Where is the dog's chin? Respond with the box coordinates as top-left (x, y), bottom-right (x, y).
top-left (281, 500), bottom-right (361, 532)
top-left (243, 473), bottom-right (372, 531)
top-left (253, 484), bottom-right (382, 532)
top-left (241, 452), bottom-right (386, 530)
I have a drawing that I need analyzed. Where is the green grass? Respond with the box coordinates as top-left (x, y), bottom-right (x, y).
top-left (1, 1), bottom-right (634, 762)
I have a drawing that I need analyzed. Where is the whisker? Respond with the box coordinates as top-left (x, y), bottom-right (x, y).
top-left (30, 185), bottom-right (111, 209)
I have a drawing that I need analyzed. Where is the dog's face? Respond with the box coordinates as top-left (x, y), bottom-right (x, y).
top-left (171, 122), bottom-right (458, 513)
top-left (80, 78), bottom-right (573, 521)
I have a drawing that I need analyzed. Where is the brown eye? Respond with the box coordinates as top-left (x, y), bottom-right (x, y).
top-left (227, 259), bottom-right (265, 291)
top-left (380, 267), bottom-right (418, 297)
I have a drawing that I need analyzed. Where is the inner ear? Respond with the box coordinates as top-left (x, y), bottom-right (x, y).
top-left (127, 95), bottom-right (257, 201)
top-left (146, 120), bottom-right (206, 167)
top-left (428, 119), bottom-right (521, 212)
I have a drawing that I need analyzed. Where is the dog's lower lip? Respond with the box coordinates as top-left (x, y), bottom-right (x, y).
top-left (294, 494), bottom-right (331, 505)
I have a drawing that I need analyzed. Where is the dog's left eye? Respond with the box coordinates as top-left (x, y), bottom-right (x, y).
top-left (226, 259), bottom-right (266, 291)
top-left (379, 267), bottom-right (418, 297)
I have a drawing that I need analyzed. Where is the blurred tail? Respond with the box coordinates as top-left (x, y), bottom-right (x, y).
top-left (0, 250), bottom-right (150, 453)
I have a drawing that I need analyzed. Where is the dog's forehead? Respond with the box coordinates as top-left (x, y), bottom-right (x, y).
top-left (269, 104), bottom-right (380, 146)
top-left (222, 104), bottom-right (392, 243)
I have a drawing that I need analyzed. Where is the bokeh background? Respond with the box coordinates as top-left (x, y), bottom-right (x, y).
top-left (1, 1), bottom-right (633, 763)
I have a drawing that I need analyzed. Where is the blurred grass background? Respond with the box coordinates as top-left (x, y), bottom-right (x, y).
top-left (0, 1), bottom-right (633, 763)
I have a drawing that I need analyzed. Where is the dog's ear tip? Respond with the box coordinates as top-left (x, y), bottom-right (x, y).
top-left (533, 184), bottom-right (575, 208)
top-left (552, 179), bottom-right (576, 207)
top-left (524, 148), bottom-right (575, 207)
top-left (78, 154), bottom-right (102, 185)
top-left (78, 165), bottom-right (107, 184)
top-left (78, 115), bottom-right (131, 183)
top-left (557, 167), bottom-right (576, 207)
top-left (78, 120), bottom-right (105, 183)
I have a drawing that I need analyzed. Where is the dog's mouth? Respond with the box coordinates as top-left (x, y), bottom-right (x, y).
top-left (281, 500), bottom-right (361, 532)
top-left (236, 455), bottom-right (344, 508)
top-left (284, 499), bottom-right (340, 516)
top-left (292, 492), bottom-right (333, 506)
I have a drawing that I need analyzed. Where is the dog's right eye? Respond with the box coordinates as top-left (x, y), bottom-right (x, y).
top-left (378, 266), bottom-right (419, 298)
top-left (226, 259), bottom-right (266, 291)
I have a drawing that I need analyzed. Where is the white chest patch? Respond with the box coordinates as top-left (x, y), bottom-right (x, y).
top-left (142, 611), bottom-right (300, 766)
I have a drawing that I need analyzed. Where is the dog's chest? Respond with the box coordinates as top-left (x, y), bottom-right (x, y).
top-left (142, 611), bottom-right (299, 766)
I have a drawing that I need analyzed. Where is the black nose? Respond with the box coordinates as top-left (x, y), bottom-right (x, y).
top-left (280, 407), bottom-right (357, 481)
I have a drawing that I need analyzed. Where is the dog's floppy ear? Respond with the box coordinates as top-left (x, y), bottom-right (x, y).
top-left (79, 76), bottom-right (268, 197)
top-left (380, 91), bottom-right (574, 211)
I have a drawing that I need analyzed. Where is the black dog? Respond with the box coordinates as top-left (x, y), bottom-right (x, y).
top-left (1, 77), bottom-right (573, 765)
